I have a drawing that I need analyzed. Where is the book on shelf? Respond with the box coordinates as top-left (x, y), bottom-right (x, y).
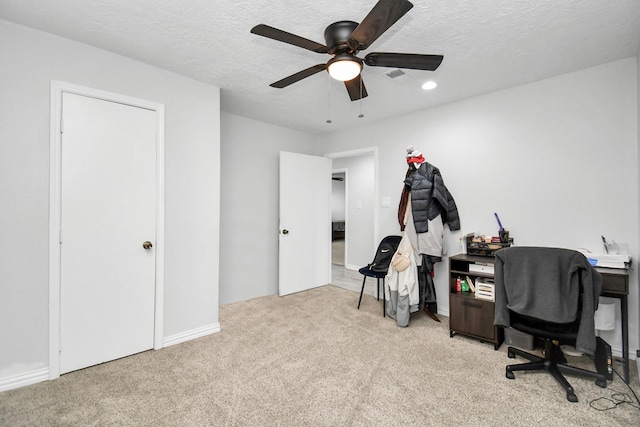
top-left (465, 275), bottom-right (476, 292)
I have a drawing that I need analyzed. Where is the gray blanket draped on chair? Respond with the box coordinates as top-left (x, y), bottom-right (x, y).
top-left (493, 247), bottom-right (602, 355)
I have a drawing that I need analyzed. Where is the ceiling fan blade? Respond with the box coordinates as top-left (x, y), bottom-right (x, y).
top-left (269, 64), bottom-right (327, 88)
top-left (251, 24), bottom-right (329, 54)
top-left (349, 0), bottom-right (414, 50)
top-left (344, 75), bottom-right (368, 101)
top-left (364, 52), bottom-right (443, 71)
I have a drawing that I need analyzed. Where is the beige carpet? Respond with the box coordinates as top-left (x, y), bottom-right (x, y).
top-left (1, 285), bottom-right (638, 426)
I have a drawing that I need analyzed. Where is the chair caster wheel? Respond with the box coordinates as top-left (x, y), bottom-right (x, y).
top-left (596, 379), bottom-right (607, 388)
top-left (506, 368), bottom-right (515, 380)
top-left (567, 392), bottom-right (578, 402)
top-left (508, 350), bottom-right (516, 359)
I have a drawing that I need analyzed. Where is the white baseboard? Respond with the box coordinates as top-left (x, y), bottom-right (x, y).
top-left (0, 323), bottom-right (222, 393)
top-left (0, 367), bottom-right (49, 392)
top-left (163, 322), bottom-right (221, 348)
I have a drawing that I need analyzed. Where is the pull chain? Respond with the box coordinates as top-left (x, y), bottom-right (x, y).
top-left (326, 74), bottom-right (333, 124)
top-left (358, 76), bottom-right (364, 118)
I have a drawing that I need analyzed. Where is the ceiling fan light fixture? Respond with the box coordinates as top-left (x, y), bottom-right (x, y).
top-left (327, 54), bottom-right (362, 81)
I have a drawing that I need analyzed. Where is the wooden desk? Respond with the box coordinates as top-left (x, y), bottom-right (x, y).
top-left (597, 267), bottom-right (630, 384)
top-left (447, 255), bottom-right (631, 382)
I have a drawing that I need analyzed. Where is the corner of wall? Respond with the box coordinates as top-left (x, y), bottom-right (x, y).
top-left (636, 48), bottom-right (640, 363)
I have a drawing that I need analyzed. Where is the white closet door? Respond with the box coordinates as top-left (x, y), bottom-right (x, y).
top-left (60, 92), bottom-right (157, 374)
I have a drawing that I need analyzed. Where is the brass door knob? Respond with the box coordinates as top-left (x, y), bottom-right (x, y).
top-left (143, 241), bottom-right (153, 249)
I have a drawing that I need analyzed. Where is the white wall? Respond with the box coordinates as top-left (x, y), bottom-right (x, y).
top-left (318, 58), bottom-right (639, 357)
top-left (0, 20), bottom-right (221, 386)
top-left (219, 112), bottom-right (318, 305)
top-left (332, 154), bottom-right (376, 268)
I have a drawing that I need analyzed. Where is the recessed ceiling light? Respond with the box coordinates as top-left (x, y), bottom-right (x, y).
top-left (422, 81), bottom-right (437, 90)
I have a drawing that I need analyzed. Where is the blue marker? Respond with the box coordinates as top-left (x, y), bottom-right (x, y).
top-left (494, 212), bottom-right (503, 231)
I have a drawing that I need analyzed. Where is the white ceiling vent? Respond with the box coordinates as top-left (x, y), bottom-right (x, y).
top-left (385, 69), bottom-right (406, 79)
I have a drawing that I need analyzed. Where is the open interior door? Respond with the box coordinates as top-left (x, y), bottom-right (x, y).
top-left (279, 152), bottom-right (331, 296)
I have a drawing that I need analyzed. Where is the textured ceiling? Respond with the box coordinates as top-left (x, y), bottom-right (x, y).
top-left (2, 0), bottom-right (640, 134)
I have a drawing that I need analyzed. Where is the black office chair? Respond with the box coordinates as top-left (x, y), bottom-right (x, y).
top-left (494, 247), bottom-right (607, 402)
top-left (357, 235), bottom-right (402, 317)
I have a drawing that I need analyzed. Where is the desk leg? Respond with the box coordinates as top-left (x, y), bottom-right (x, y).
top-left (620, 294), bottom-right (629, 384)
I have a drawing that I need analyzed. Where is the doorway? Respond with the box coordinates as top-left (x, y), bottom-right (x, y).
top-left (327, 148), bottom-right (378, 293)
top-left (331, 171), bottom-right (346, 266)
top-left (48, 81), bottom-right (165, 379)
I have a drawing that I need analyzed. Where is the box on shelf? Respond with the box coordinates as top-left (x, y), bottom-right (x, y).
top-left (504, 327), bottom-right (535, 350)
top-left (475, 278), bottom-right (495, 301)
top-left (469, 263), bottom-right (494, 275)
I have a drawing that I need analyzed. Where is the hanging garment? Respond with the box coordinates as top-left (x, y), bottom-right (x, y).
top-left (404, 199), bottom-right (440, 316)
top-left (398, 161), bottom-right (461, 319)
top-left (385, 234), bottom-right (420, 327)
top-left (418, 254), bottom-right (440, 320)
top-left (401, 161), bottom-right (460, 238)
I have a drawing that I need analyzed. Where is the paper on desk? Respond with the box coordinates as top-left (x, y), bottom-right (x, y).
top-left (578, 249), bottom-right (631, 269)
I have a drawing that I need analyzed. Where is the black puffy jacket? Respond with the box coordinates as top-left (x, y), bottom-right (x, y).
top-left (404, 162), bottom-right (460, 233)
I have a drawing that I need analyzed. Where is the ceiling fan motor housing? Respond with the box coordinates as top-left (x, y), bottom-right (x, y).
top-left (324, 21), bottom-right (359, 54)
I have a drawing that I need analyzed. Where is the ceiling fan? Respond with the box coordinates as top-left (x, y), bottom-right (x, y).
top-left (250, 0), bottom-right (443, 101)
